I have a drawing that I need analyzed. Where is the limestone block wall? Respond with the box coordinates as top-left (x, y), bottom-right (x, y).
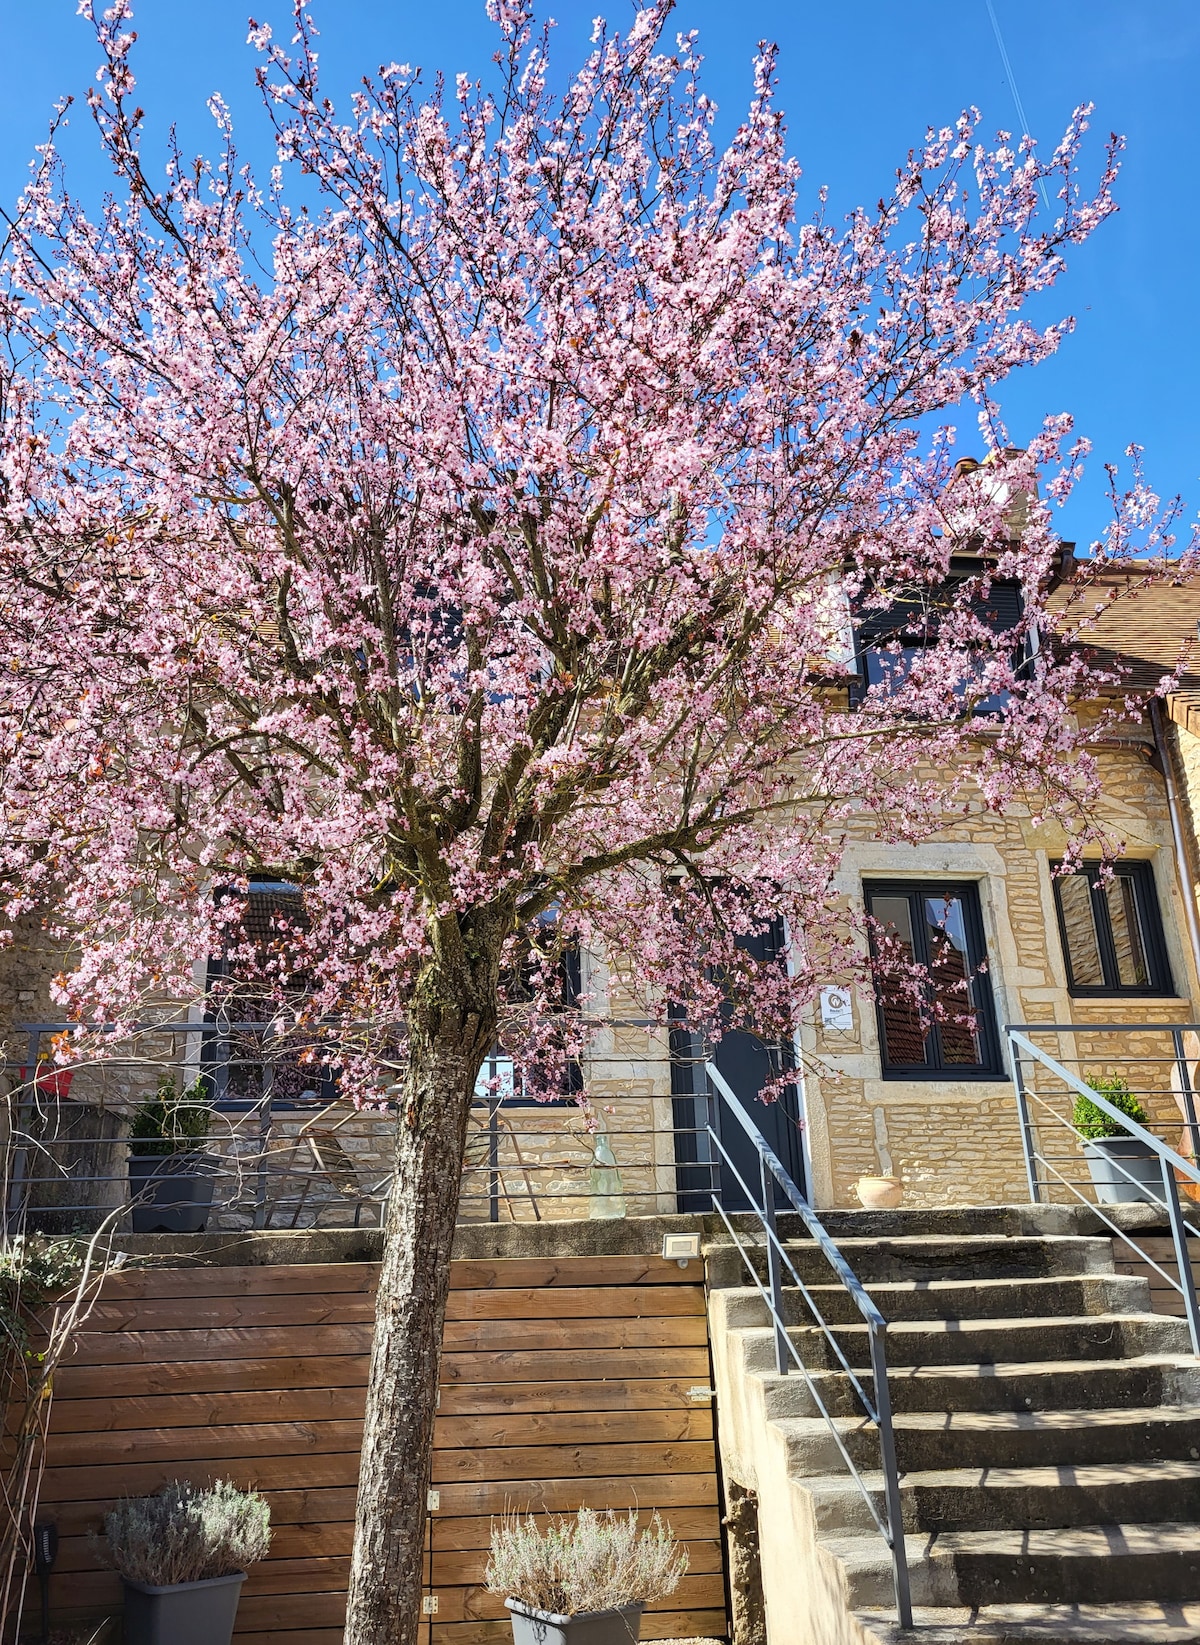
top-left (799, 733), bottom-right (1200, 1210)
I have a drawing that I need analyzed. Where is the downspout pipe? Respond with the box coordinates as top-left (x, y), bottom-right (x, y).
top-left (1149, 697), bottom-right (1200, 992)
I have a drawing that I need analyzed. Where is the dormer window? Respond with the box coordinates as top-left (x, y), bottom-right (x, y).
top-left (852, 578), bottom-right (1025, 718)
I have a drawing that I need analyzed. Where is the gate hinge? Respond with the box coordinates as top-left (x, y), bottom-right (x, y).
top-left (422, 1596), bottom-right (439, 1615)
top-left (427, 1490), bottom-right (440, 1512)
top-left (688, 1384), bottom-right (717, 1402)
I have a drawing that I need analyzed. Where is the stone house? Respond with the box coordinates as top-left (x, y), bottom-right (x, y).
top-left (6, 535), bottom-right (1200, 1230)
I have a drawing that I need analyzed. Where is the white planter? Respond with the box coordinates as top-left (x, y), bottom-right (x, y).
top-left (1083, 1138), bottom-right (1163, 1207)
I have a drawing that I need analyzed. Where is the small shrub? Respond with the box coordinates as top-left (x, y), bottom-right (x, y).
top-left (130, 1077), bottom-right (211, 1157)
top-left (485, 1508), bottom-right (686, 1617)
top-left (0, 1235), bottom-right (86, 1362)
top-left (1074, 1075), bottom-right (1150, 1141)
top-left (100, 1480), bottom-right (270, 1585)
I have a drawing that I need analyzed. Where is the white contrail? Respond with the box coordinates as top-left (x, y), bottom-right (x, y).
top-left (983, 0), bottom-right (1054, 215)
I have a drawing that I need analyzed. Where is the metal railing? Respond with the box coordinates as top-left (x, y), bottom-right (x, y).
top-left (2, 1019), bottom-right (719, 1233)
top-left (703, 1061), bottom-right (912, 1629)
top-left (1006, 1022), bottom-right (1200, 1354)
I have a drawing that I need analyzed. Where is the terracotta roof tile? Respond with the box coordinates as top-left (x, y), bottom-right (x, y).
top-left (1049, 562), bottom-right (1200, 727)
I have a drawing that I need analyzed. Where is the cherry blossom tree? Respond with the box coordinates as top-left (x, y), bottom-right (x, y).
top-left (0, 2), bottom-right (1181, 1639)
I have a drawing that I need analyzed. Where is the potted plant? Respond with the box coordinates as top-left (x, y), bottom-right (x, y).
top-left (100, 1478), bottom-right (270, 1645)
top-left (1075, 1075), bottom-right (1163, 1206)
top-left (128, 1077), bottom-right (219, 1233)
top-left (486, 1508), bottom-right (686, 1645)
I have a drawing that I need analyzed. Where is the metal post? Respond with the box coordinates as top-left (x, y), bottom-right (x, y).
top-left (5, 1030), bottom-right (42, 1231)
top-left (1172, 1028), bottom-right (1200, 1167)
top-left (489, 1094), bottom-right (500, 1225)
top-left (867, 1321), bottom-right (913, 1629)
top-left (1010, 1042), bottom-right (1041, 1203)
top-left (212, 1007), bottom-right (231, 1108)
top-left (1160, 1153), bottom-right (1200, 1357)
top-left (254, 1035), bottom-right (274, 1230)
top-left (760, 1153), bottom-right (789, 1376)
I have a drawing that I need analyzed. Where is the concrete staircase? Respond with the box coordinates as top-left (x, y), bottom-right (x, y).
top-left (705, 1206), bottom-right (1200, 1645)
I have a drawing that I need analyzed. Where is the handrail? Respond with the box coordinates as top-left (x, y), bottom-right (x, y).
top-left (1004, 1023), bottom-right (1200, 1354)
top-left (703, 1061), bottom-right (912, 1629)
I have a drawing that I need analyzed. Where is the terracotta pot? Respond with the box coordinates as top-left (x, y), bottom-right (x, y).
top-left (855, 1175), bottom-right (904, 1210)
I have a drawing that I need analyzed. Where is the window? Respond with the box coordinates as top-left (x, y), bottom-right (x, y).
top-left (854, 578), bottom-right (1024, 717)
top-left (484, 943), bottom-right (584, 1105)
top-left (1052, 861), bottom-right (1173, 997)
top-left (864, 881), bottom-right (1003, 1078)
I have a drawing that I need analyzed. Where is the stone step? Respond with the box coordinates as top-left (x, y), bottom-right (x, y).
top-left (856, 1600), bottom-right (1200, 1644)
top-left (775, 1406), bottom-right (1200, 1474)
top-left (706, 1234), bottom-right (1116, 1290)
top-left (729, 1206), bottom-right (1095, 1244)
top-left (720, 1296), bottom-right (1187, 1365)
top-left (803, 1458), bottom-right (1200, 1534)
top-left (833, 1521), bottom-right (1200, 1608)
top-left (759, 1312), bottom-right (1190, 1370)
top-left (716, 1273), bottom-right (1153, 1326)
top-left (741, 1348), bottom-right (1200, 1416)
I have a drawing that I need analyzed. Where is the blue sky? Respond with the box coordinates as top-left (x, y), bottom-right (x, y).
top-left (1, 0), bottom-right (1196, 550)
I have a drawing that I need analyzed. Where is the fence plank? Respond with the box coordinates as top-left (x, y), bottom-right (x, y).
top-left (49, 1386), bottom-right (365, 1434)
top-left (421, 1614), bottom-right (728, 1645)
top-left (430, 1539), bottom-right (724, 1585)
top-left (85, 1294), bottom-right (377, 1332)
top-left (446, 1256), bottom-right (697, 1290)
top-left (427, 1573), bottom-right (727, 1624)
top-left (429, 1507), bottom-right (722, 1552)
top-left (436, 1378), bottom-right (705, 1416)
top-left (45, 1418), bottom-right (365, 1467)
top-left (440, 1348), bottom-right (711, 1383)
top-left (443, 1285), bottom-right (705, 1319)
top-left (67, 1323), bottom-right (375, 1364)
top-left (101, 1262), bottom-right (378, 1300)
top-left (53, 1353), bottom-right (371, 1399)
top-left (441, 1317), bottom-right (708, 1353)
top-left (432, 1440), bottom-right (717, 1484)
top-left (435, 1409), bottom-right (712, 1448)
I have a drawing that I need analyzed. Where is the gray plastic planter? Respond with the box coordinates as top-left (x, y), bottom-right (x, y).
top-left (128, 1151), bottom-right (218, 1233)
top-left (505, 1599), bottom-right (643, 1645)
top-left (122, 1569), bottom-right (245, 1645)
top-left (1083, 1137), bottom-right (1164, 1206)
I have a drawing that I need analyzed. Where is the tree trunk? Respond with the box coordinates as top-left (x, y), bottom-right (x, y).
top-left (343, 995), bottom-right (492, 1645)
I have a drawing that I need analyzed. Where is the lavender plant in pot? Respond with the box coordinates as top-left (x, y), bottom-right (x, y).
top-left (99, 1479), bottom-right (270, 1645)
top-left (486, 1508), bottom-right (686, 1645)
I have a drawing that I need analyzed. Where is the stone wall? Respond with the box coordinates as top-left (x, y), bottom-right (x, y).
top-left (800, 729), bottom-right (1200, 1210)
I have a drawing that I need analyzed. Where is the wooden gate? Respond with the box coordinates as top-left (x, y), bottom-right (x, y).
top-left (36, 1248), bottom-right (727, 1642)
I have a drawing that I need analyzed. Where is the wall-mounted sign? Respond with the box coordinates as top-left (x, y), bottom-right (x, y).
top-left (820, 986), bottom-right (854, 1032)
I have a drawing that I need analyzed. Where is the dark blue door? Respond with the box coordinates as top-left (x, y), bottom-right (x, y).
top-left (671, 921), bottom-right (806, 1211)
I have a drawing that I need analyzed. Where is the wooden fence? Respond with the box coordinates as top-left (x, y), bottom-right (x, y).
top-left (1111, 1232), bottom-right (1200, 1320)
top-left (37, 1250), bottom-right (727, 1643)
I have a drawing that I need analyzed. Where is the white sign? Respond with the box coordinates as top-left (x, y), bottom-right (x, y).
top-left (820, 987), bottom-right (854, 1032)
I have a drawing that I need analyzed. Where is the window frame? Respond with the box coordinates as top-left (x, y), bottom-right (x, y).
top-left (864, 878), bottom-right (1005, 1081)
top-left (1051, 859), bottom-right (1174, 998)
top-left (851, 576), bottom-right (1028, 719)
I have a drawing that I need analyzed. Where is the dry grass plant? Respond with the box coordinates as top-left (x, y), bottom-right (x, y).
top-left (100, 1480), bottom-right (271, 1586)
top-left (485, 1508), bottom-right (687, 1617)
